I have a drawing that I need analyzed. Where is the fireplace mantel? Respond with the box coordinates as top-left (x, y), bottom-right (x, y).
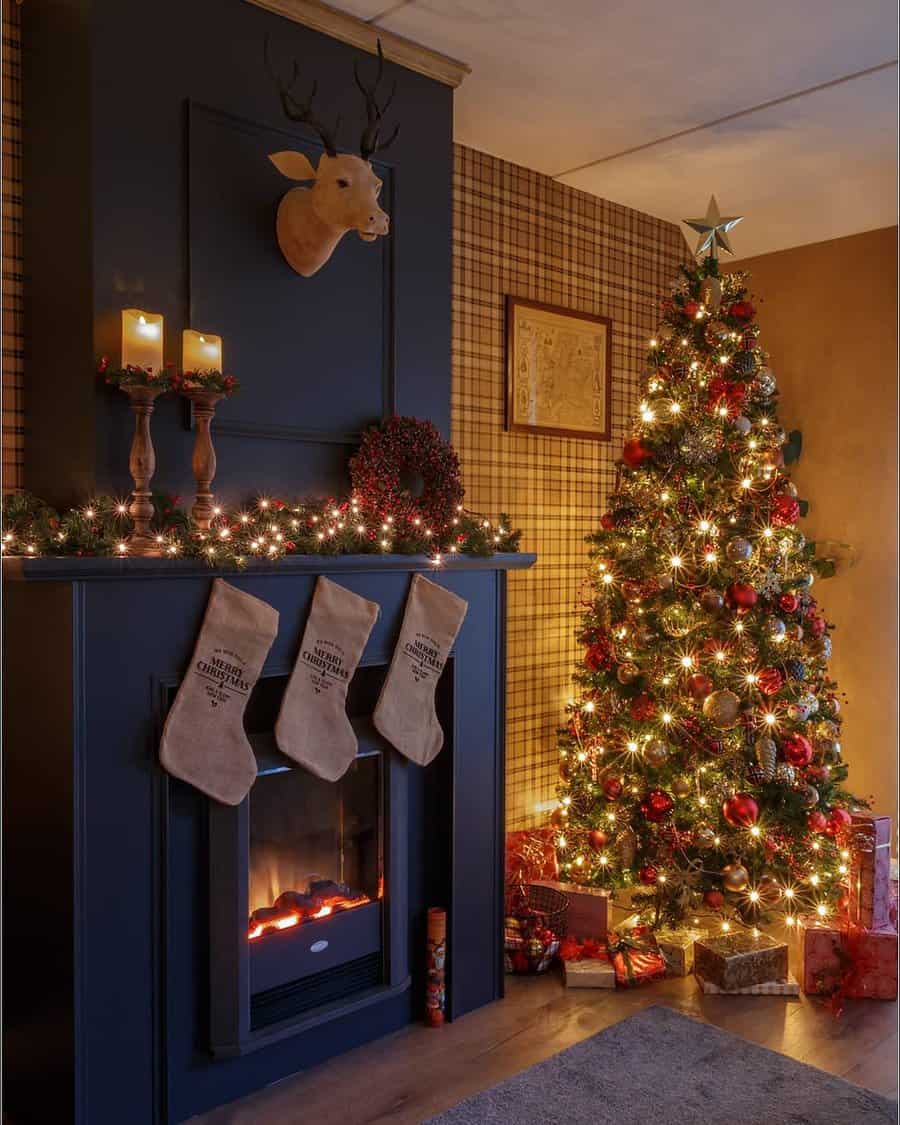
top-left (3, 549), bottom-right (535, 1123)
top-left (3, 552), bottom-right (535, 582)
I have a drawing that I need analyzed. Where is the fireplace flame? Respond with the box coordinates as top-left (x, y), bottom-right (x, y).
top-left (248, 884), bottom-right (374, 941)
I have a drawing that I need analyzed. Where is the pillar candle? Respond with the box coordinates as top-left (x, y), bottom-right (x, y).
top-left (182, 329), bottom-right (223, 373)
top-left (121, 308), bottom-right (164, 371)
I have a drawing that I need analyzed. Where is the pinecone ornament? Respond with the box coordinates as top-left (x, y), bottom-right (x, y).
top-left (754, 736), bottom-right (777, 781)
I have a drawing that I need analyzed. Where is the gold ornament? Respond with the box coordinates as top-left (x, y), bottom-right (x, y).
top-left (671, 777), bottom-right (692, 797)
top-left (721, 862), bottom-right (750, 893)
top-left (702, 689), bottom-right (741, 729)
top-left (617, 662), bottom-right (640, 685)
top-left (642, 740), bottom-right (669, 767)
top-left (699, 275), bottom-right (723, 312)
top-left (660, 602), bottom-right (695, 637)
top-left (695, 826), bottom-right (716, 849)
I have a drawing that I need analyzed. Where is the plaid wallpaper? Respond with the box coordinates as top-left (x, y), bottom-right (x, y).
top-left (1, 0), bottom-right (23, 493)
top-left (452, 144), bottom-right (688, 829)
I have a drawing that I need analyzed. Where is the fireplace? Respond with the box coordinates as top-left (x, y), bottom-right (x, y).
top-left (209, 714), bottom-right (409, 1056)
top-left (3, 554), bottom-right (532, 1123)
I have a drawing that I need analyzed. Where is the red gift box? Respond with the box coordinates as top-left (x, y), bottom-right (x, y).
top-left (607, 926), bottom-right (666, 988)
top-left (800, 916), bottom-right (898, 1003)
top-left (505, 829), bottom-right (558, 886)
top-left (847, 812), bottom-right (892, 930)
top-left (533, 880), bottom-right (610, 940)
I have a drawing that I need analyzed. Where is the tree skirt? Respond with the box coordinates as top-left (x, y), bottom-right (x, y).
top-left (426, 1006), bottom-right (896, 1125)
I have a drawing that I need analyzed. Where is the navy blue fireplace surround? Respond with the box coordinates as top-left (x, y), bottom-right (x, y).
top-left (3, 552), bottom-right (534, 1123)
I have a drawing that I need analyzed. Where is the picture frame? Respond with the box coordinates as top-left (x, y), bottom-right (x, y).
top-left (505, 296), bottom-right (613, 441)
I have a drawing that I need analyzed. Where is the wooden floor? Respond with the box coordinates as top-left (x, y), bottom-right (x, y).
top-left (191, 952), bottom-right (898, 1125)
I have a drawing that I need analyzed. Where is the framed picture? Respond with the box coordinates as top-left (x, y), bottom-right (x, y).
top-left (505, 296), bottom-right (612, 440)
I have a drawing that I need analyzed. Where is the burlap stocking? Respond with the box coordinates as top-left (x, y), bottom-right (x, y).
top-left (373, 574), bottom-right (468, 766)
top-left (160, 579), bottom-right (279, 805)
top-left (275, 577), bottom-right (379, 781)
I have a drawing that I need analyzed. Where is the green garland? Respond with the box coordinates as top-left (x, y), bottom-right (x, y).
top-left (1, 491), bottom-right (521, 565)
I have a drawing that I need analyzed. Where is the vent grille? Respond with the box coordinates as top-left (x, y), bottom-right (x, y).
top-left (250, 952), bottom-right (384, 1030)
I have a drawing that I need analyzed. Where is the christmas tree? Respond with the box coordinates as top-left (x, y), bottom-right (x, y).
top-left (555, 199), bottom-right (860, 928)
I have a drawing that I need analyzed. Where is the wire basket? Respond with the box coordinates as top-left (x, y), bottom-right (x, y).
top-left (504, 883), bottom-right (568, 974)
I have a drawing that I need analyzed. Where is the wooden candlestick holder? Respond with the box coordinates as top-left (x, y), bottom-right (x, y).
top-left (121, 384), bottom-right (166, 556)
top-left (184, 390), bottom-right (225, 530)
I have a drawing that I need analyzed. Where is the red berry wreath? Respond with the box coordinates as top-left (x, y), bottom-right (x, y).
top-left (349, 416), bottom-right (464, 532)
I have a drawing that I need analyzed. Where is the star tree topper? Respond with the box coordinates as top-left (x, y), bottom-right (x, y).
top-left (684, 195), bottom-right (743, 261)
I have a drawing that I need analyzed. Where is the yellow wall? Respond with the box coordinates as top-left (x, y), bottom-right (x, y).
top-left (452, 145), bottom-right (688, 828)
top-left (731, 227), bottom-right (898, 839)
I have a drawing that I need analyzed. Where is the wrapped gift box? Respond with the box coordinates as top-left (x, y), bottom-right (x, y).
top-left (847, 812), bottom-right (892, 930)
top-left (800, 916), bottom-right (898, 1000)
top-left (889, 879), bottom-right (898, 932)
top-left (534, 880), bottom-right (610, 939)
top-left (505, 828), bottom-right (558, 886)
top-left (656, 926), bottom-right (704, 977)
top-left (563, 953), bottom-right (616, 989)
top-left (694, 930), bottom-right (788, 991)
top-left (697, 973), bottom-right (800, 996)
top-left (608, 926), bottom-right (667, 988)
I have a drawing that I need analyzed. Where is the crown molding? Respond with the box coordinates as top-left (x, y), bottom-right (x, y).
top-left (245, 0), bottom-right (471, 88)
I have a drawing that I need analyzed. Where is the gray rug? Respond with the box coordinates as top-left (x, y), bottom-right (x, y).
top-left (427, 1006), bottom-right (897, 1125)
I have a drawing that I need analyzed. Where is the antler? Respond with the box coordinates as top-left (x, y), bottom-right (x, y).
top-left (354, 39), bottom-right (399, 160)
top-left (264, 36), bottom-right (341, 158)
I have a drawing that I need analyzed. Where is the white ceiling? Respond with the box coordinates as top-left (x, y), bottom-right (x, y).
top-left (331, 0), bottom-right (898, 259)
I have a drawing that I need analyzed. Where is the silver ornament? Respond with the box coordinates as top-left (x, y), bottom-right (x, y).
top-left (774, 762), bottom-right (796, 786)
top-left (732, 415), bottom-right (752, 435)
top-left (767, 617), bottom-right (787, 639)
top-left (700, 589), bottom-right (725, 614)
top-left (755, 367), bottom-right (777, 397)
top-left (787, 701), bottom-right (811, 722)
top-left (684, 196), bottom-right (743, 260)
top-left (754, 736), bottom-right (777, 781)
top-left (799, 691), bottom-right (819, 715)
top-left (758, 569), bottom-right (783, 598)
top-left (782, 481), bottom-right (799, 498)
top-left (798, 784), bottom-right (820, 809)
top-left (695, 826), bottom-right (717, 849)
top-left (726, 538), bottom-right (753, 563)
top-left (812, 635), bottom-right (832, 659)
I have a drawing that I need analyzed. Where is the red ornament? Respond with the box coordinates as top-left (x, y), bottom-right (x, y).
top-left (782, 733), bottom-right (813, 768)
top-left (771, 494), bottom-right (800, 527)
top-left (603, 777), bottom-right (624, 801)
top-left (622, 437), bottom-right (653, 468)
top-left (704, 889), bottom-right (724, 909)
top-left (584, 641), bottom-right (613, 672)
top-left (629, 692), bottom-right (657, 721)
top-left (639, 788), bottom-right (675, 823)
top-left (806, 764), bottom-right (830, 784)
top-left (588, 828), bottom-right (609, 851)
top-left (779, 593), bottom-right (800, 614)
top-left (686, 673), bottom-right (714, 701)
top-left (600, 512), bottom-right (616, 530)
top-left (727, 581), bottom-right (758, 609)
top-left (756, 667), bottom-right (784, 696)
top-left (807, 810), bottom-right (829, 833)
top-left (722, 792), bottom-right (759, 828)
top-left (728, 300), bottom-right (756, 321)
top-left (639, 864), bottom-right (659, 886)
top-left (682, 300), bottom-right (700, 318)
top-left (807, 613), bottom-right (827, 638)
top-left (825, 808), bottom-right (852, 837)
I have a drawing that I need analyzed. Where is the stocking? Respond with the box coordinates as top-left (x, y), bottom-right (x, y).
top-left (275, 576), bottom-right (379, 781)
top-left (160, 579), bottom-right (279, 805)
top-left (373, 574), bottom-right (468, 765)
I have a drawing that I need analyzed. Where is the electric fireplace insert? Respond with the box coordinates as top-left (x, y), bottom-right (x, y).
top-left (208, 714), bottom-right (409, 1057)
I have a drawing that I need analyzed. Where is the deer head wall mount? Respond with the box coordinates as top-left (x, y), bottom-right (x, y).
top-left (266, 38), bottom-right (399, 278)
